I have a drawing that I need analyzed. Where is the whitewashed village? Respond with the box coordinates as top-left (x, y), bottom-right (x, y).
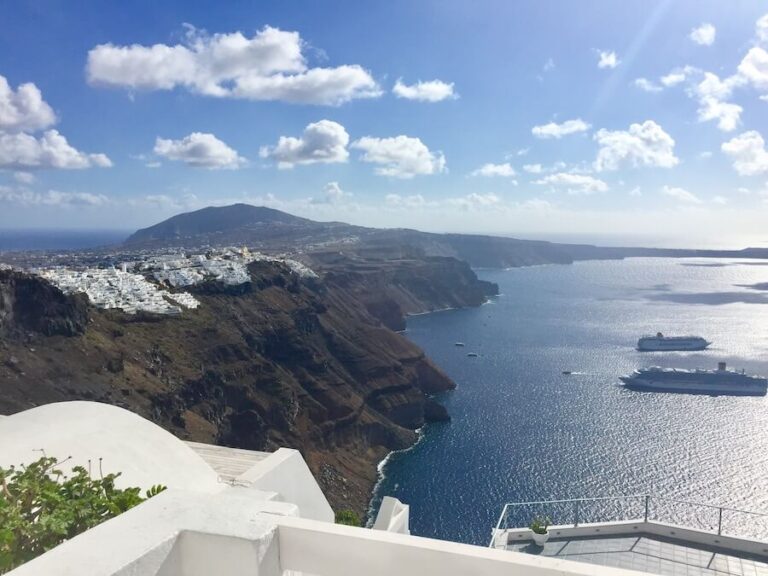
top-left (33, 247), bottom-right (318, 316)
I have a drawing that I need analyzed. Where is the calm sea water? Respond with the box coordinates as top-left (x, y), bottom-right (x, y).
top-left (369, 258), bottom-right (768, 545)
top-left (0, 229), bottom-right (128, 251)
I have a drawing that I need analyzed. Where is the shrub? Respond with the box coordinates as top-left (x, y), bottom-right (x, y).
top-left (335, 509), bottom-right (361, 526)
top-left (529, 515), bottom-right (551, 535)
top-left (0, 456), bottom-right (166, 573)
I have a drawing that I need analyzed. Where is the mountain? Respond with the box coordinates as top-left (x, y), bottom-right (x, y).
top-left (123, 204), bottom-right (768, 268)
top-left (126, 204), bottom-right (326, 246)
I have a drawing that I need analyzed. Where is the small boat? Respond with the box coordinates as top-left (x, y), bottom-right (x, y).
top-left (562, 371), bottom-right (573, 375)
top-left (455, 342), bottom-right (465, 347)
top-left (467, 352), bottom-right (479, 357)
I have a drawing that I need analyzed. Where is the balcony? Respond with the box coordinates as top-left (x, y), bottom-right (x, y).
top-left (491, 495), bottom-right (768, 575)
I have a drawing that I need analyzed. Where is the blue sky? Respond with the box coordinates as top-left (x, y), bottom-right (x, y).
top-left (0, 0), bottom-right (767, 247)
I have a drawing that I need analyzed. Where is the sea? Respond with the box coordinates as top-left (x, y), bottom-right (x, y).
top-left (368, 257), bottom-right (768, 545)
top-left (0, 229), bottom-right (128, 251)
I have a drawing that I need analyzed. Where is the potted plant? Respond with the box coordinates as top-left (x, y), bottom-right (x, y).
top-left (529, 515), bottom-right (551, 546)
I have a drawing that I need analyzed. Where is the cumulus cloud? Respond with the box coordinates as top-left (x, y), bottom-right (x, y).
top-left (661, 185), bottom-right (701, 203)
top-left (660, 71), bottom-right (687, 87)
top-left (0, 75), bottom-right (110, 170)
top-left (721, 131), bottom-right (768, 176)
top-left (392, 78), bottom-right (456, 102)
top-left (154, 132), bottom-right (245, 169)
top-left (0, 75), bottom-right (56, 132)
top-left (0, 130), bottom-right (112, 170)
top-left (737, 47), bottom-right (768, 93)
top-left (690, 23), bottom-right (716, 46)
top-left (13, 171), bottom-right (35, 184)
top-left (593, 120), bottom-right (678, 172)
top-left (352, 135), bottom-right (446, 178)
top-left (385, 193), bottom-right (430, 209)
top-left (597, 51), bottom-right (620, 69)
top-left (311, 181), bottom-right (350, 204)
top-left (259, 120), bottom-right (349, 169)
top-left (758, 13), bottom-right (768, 44)
top-left (523, 163), bottom-right (543, 174)
top-left (87, 25), bottom-right (381, 105)
top-left (0, 187), bottom-right (109, 206)
top-left (534, 172), bottom-right (608, 195)
top-left (470, 162), bottom-right (516, 177)
top-left (634, 78), bottom-right (662, 93)
top-left (447, 192), bottom-right (501, 210)
top-left (531, 118), bottom-right (591, 139)
top-left (689, 72), bottom-right (744, 132)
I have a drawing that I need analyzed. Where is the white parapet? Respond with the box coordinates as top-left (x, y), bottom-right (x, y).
top-left (372, 496), bottom-right (410, 534)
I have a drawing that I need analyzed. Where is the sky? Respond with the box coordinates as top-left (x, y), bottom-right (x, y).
top-left (0, 0), bottom-right (767, 248)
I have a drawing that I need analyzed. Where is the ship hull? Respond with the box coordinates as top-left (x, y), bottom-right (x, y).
top-left (636, 340), bottom-right (711, 352)
top-left (620, 376), bottom-right (767, 396)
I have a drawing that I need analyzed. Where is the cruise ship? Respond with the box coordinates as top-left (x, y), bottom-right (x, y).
top-left (620, 362), bottom-right (768, 396)
top-left (636, 332), bottom-right (710, 351)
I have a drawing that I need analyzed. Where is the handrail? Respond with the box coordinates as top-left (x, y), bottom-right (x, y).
top-left (499, 495), bottom-right (768, 519)
top-left (490, 494), bottom-right (768, 547)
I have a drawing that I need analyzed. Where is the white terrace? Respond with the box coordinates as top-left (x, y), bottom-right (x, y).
top-left (2, 402), bottom-right (768, 576)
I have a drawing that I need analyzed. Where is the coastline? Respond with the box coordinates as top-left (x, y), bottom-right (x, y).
top-left (366, 424), bottom-right (427, 526)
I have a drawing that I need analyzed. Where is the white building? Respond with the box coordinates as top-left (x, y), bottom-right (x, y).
top-left (2, 402), bottom-right (766, 576)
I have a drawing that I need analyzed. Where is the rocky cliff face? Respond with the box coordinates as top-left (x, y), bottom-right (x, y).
top-left (0, 270), bottom-right (88, 339)
top-left (0, 257), bottom-right (495, 516)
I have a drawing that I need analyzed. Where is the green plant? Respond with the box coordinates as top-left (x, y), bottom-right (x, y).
top-left (0, 456), bottom-right (166, 574)
top-left (335, 509), bottom-right (361, 527)
top-left (529, 515), bottom-right (551, 534)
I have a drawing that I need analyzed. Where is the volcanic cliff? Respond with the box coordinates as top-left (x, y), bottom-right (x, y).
top-left (0, 257), bottom-right (497, 516)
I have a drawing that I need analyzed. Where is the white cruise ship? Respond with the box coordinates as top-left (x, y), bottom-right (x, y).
top-left (636, 332), bottom-right (710, 351)
top-left (620, 362), bottom-right (767, 396)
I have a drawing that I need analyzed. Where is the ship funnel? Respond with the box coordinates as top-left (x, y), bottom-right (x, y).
top-left (718, 361), bottom-right (726, 371)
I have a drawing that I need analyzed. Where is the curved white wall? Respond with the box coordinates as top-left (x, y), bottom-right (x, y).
top-left (0, 401), bottom-right (221, 493)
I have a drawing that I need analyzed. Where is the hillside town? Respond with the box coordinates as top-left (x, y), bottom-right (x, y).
top-left (31, 247), bottom-right (318, 316)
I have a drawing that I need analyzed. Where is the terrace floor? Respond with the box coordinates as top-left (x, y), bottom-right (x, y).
top-left (507, 534), bottom-right (768, 576)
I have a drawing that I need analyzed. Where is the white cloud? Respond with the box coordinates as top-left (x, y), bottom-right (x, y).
top-left (352, 135), bottom-right (446, 178)
top-left (470, 162), bottom-right (516, 177)
top-left (0, 187), bottom-right (109, 206)
top-left (721, 131), bottom-right (768, 176)
top-left (634, 78), bottom-right (662, 93)
top-left (523, 163), bottom-right (543, 174)
top-left (534, 172), bottom-right (608, 195)
top-left (0, 130), bottom-right (112, 170)
top-left (392, 78), bottom-right (456, 102)
top-left (447, 192), bottom-right (501, 209)
top-left (385, 193), bottom-right (430, 209)
top-left (260, 120), bottom-right (349, 169)
top-left (758, 13), bottom-right (768, 44)
top-left (737, 47), bottom-right (768, 92)
top-left (593, 120), bottom-right (678, 172)
top-left (689, 72), bottom-right (744, 132)
top-left (597, 51), bottom-right (620, 69)
top-left (629, 186), bottom-right (642, 197)
top-left (543, 58), bottom-right (555, 72)
top-left (660, 71), bottom-right (687, 87)
top-left (0, 75), bottom-right (56, 132)
top-left (311, 181), bottom-right (350, 204)
top-left (661, 185), bottom-right (701, 203)
top-left (712, 195), bottom-right (728, 205)
top-left (87, 25), bottom-right (381, 105)
top-left (532, 118), bottom-right (591, 139)
top-left (690, 23), bottom-right (716, 46)
top-left (13, 171), bottom-right (35, 184)
top-left (154, 132), bottom-right (245, 169)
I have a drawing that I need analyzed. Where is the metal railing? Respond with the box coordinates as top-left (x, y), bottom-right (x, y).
top-left (490, 495), bottom-right (768, 547)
